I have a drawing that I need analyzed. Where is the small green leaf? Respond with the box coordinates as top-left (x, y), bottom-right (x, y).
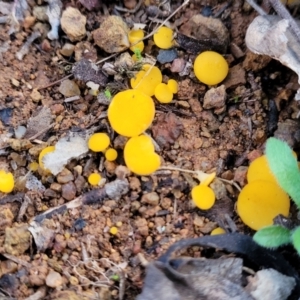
top-left (253, 225), bottom-right (291, 248)
top-left (266, 137), bottom-right (300, 208)
top-left (291, 226), bottom-right (300, 255)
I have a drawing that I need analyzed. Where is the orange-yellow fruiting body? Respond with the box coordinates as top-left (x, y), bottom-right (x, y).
top-left (0, 170), bottom-right (14, 193)
top-left (153, 26), bottom-right (174, 49)
top-left (154, 83), bottom-right (173, 103)
top-left (109, 226), bottom-right (118, 235)
top-left (130, 64), bottom-right (162, 96)
top-left (88, 173), bottom-right (101, 186)
top-left (39, 146), bottom-right (55, 171)
top-left (29, 161), bottom-right (39, 171)
top-left (192, 185), bottom-right (216, 210)
top-left (88, 133), bottom-right (110, 152)
top-left (237, 180), bottom-right (290, 231)
top-left (211, 227), bottom-right (226, 235)
top-left (105, 148), bottom-right (118, 161)
top-left (194, 51), bottom-right (228, 85)
top-left (108, 89), bottom-right (155, 137)
top-left (167, 79), bottom-right (178, 94)
top-left (247, 155), bottom-right (278, 184)
top-left (130, 41), bottom-right (144, 52)
top-left (124, 135), bottom-right (161, 175)
top-left (199, 172), bottom-right (216, 186)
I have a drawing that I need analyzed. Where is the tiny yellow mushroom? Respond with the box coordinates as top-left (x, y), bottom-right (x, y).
top-left (194, 51), bottom-right (229, 85)
top-left (191, 185), bottom-right (216, 210)
top-left (124, 135), bottom-right (161, 175)
top-left (211, 227), bottom-right (226, 235)
top-left (109, 226), bottom-right (118, 235)
top-left (88, 133), bottom-right (110, 152)
top-left (130, 64), bottom-right (162, 96)
top-left (105, 148), bottom-right (118, 161)
top-left (0, 170), bottom-right (14, 193)
top-left (167, 79), bottom-right (178, 94)
top-left (88, 173), bottom-right (101, 186)
top-left (39, 146), bottom-right (55, 171)
top-left (154, 83), bottom-right (173, 103)
top-left (108, 89), bottom-right (155, 137)
top-left (237, 180), bottom-right (290, 231)
top-left (153, 26), bottom-right (174, 49)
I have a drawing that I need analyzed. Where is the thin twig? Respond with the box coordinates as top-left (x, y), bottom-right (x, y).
top-left (28, 123), bottom-right (55, 141)
top-left (268, 0), bottom-right (300, 42)
top-left (246, 0), bottom-right (267, 15)
top-left (37, 74), bottom-right (72, 90)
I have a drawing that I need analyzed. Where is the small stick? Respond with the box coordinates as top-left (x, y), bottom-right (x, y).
top-left (246, 0), bottom-right (267, 15)
top-left (28, 123), bottom-right (55, 141)
top-left (268, 0), bottom-right (300, 42)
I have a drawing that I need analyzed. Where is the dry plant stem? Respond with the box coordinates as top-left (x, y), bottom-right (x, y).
top-left (28, 122), bottom-right (55, 141)
top-left (268, 0), bottom-right (300, 42)
top-left (218, 178), bottom-right (241, 192)
top-left (246, 0), bottom-right (267, 15)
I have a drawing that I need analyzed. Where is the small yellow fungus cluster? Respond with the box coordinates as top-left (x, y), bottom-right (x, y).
top-left (108, 89), bottom-right (155, 137)
top-left (194, 51), bottom-right (229, 85)
top-left (88, 173), bottom-right (101, 186)
top-left (124, 135), bottom-right (160, 175)
top-left (237, 155), bottom-right (290, 230)
top-left (153, 26), bottom-right (174, 49)
top-left (128, 29), bottom-right (144, 53)
top-left (130, 64), bottom-right (162, 96)
top-left (191, 172), bottom-right (216, 210)
top-left (0, 170), bottom-right (14, 193)
top-left (39, 146), bottom-right (55, 171)
top-left (154, 79), bottom-right (178, 104)
top-left (105, 148), bottom-right (118, 161)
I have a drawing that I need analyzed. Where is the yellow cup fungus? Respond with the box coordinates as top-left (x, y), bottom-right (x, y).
top-left (194, 51), bottom-right (229, 85)
top-left (109, 226), bottom-right (118, 235)
top-left (167, 79), bottom-right (178, 94)
top-left (211, 227), bottom-right (226, 235)
top-left (130, 64), bottom-right (162, 96)
top-left (108, 89), bottom-right (155, 137)
top-left (154, 83), bottom-right (173, 103)
top-left (0, 170), bottom-right (14, 193)
top-left (153, 26), bottom-right (174, 49)
top-left (105, 148), bottom-right (118, 161)
top-left (88, 133), bottom-right (110, 152)
top-left (237, 180), bottom-right (290, 231)
top-left (28, 161), bottom-right (39, 172)
top-left (128, 29), bottom-right (145, 52)
top-left (191, 185), bottom-right (216, 210)
top-left (247, 155), bottom-right (278, 184)
top-left (124, 134), bottom-right (161, 175)
top-left (88, 173), bottom-right (101, 186)
top-left (39, 146), bottom-right (55, 171)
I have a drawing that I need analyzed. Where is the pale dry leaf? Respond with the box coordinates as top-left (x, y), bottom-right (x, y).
top-left (24, 106), bottom-right (53, 139)
top-left (245, 15), bottom-right (300, 100)
top-left (43, 133), bottom-right (89, 175)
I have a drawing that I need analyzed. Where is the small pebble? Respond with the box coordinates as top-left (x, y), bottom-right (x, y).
top-left (45, 271), bottom-right (63, 288)
top-left (60, 43), bottom-right (75, 57)
top-left (171, 58), bottom-right (185, 73)
top-left (58, 79), bottom-right (80, 97)
top-left (57, 168), bottom-right (74, 184)
top-left (203, 85), bottom-right (227, 110)
top-left (157, 48), bottom-right (178, 64)
top-left (30, 89), bottom-right (42, 102)
top-left (61, 7), bottom-right (86, 42)
top-left (61, 182), bottom-right (76, 200)
top-left (14, 126), bottom-right (27, 139)
top-left (141, 192), bottom-right (159, 206)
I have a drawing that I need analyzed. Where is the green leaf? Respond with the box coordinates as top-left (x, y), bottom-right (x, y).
top-left (291, 226), bottom-right (300, 255)
top-left (265, 137), bottom-right (300, 208)
top-left (253, 225), bottom-right (291, 248)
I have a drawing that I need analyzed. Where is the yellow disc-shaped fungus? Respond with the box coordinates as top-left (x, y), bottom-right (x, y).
top-left (28, 161), bottom-right (39, 172)
top-left (154, 83), bottom-right (173, 103)
top-left (192, 185), bottom-right (216, 210)
top-left (131, 64), bottom-right (162, 96)
top-left (237, 180), bottom-right (290, 231)
top-left (167, 79), bottom-right (178, 94)
top-left (153, 26), bottom-right (174, 49)
top-left (247, 155), bottom-right (277, 184)
top-left (108, 89), bottom-right (155, 137)
top-left (88, 133), bottom-right (110, 152)
top-left (88, 173), bottom-right (101, 186)
top-left (124, 135), bottom-right (161, 175)
top-left (0, 170), bottom-right (14, 193)
top-left (109, 226), bottom-right (118, 235)
top-left (39, 146), bottom-right (55, 171)
top-left (194, 51), bottom-right (229, 85)
top-left (211, 227), bottom-right (226, 235)
top-left (105, 148), bottom-right (118, 161)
